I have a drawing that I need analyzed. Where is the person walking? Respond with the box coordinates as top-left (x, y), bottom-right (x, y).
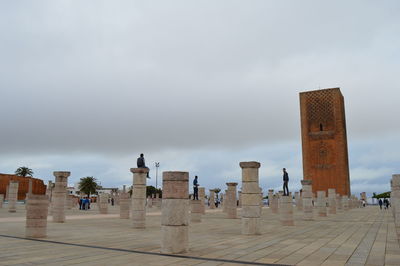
top-left (378, 198), bottom-right (383, 209)
top-left (283, 168), bottom-right (289, 196)
top-left (193, 176), bottom-right (199, 200)
top-left (137, 153), bottom-right (150, 178)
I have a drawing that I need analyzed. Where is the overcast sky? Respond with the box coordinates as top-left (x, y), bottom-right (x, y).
top-left (1, 1), bottom-right (399, 197)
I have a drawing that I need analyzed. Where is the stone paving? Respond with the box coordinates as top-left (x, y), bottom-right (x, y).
top-left (0, 204), bottom-right (399, 266)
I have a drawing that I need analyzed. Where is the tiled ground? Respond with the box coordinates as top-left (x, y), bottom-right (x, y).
top-left (0, 204), bottom-right (398, 266)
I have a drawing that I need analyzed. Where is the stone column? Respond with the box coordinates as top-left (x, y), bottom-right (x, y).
top-left (280, 193), bottom-right (294, 226)
top-left (26, 179), bottom-right (33, 200)
top-left (342, 196), bottom-right (349, 211)
top-left (130, 168), bottom-right (148, 229)
top-left (295, 191), bottom-right (301, 211)
top-left (301, 180), bottom-right (313, 220)
top-left (0, 194), bottom-right (4, 208)
top-left (226, 182), bottom-right (238, 219)
top-left (190, 200), bottom-right (202, 223)
top-left (98, 193), bottom-right (109, 214)
top-left (198, 187), bottom-right (205, 214)
top-left (26, 194), bottom-right (49, 238)
top-left (5, 185), bottom-right (9, 201)
top-left (156, 193), bottom-right (161, 208)
top-left (259, 187), bottom-right (263, 212)
top-left (268, 189), bottom-right (274, 208)
top-left (336, 194), bottom-right (342, 210)
top-left (271, 194), bottom-right (278, 214)
top-left (392, 175), bottom-right (400, 229)
top-left (240, 161), bottom-right (261, 235)
top-left (209, 190), bottom-right (216, 209)
top-left (161, 171), bottom-right (189, 254)
top-left (8, 181), bottom-right (19, 213)
top-left (52, 171), bottom-right (70, 223)
top-left (328, 189), bottom-right (337, 214)
top-left (222, 191), bottom-right (227, 213)
top-left (316, 191), bottom-right (327, 217)
top-left (119, 190), bottom-right (130, 219)
top-left (238, 191), bottom-right (242, 208)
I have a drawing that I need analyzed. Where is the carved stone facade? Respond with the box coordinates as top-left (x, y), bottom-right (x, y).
top-left (300, 88), bottom-right (350, 196)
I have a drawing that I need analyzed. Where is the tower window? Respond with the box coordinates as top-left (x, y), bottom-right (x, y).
top-left (320, 123), bottom-right (323, 131)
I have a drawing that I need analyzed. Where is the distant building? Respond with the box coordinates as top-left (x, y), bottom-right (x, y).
top-left (0, 173), bottom-right (46, 200)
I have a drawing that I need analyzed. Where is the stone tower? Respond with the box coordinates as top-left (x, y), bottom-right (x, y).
top-left (299, 88), bottom-right (350, 196)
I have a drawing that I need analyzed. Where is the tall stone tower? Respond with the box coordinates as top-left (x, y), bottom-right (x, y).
top-left (299, 88), bottom-right (350, 196)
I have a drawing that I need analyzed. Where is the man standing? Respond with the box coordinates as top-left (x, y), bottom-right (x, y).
top-left (283, 168), bottom-right (289, 196)
top-left (193, 176), bottom-right (199, 200)
top-left (137, 153), bottom-right (150, 178)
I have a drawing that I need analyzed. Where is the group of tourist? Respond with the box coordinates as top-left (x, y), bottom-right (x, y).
top-left (79, 197), bottom-right (91, 210)
top-left (378, 198), bottom-right (390, 210)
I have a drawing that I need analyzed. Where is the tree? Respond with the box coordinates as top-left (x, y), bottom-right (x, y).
top-left (146, 185), bottom-right (162, 198)
top-left (214, 188), bottom-right (221, 199)
top-left (78, 176), bottom-right (99, 197)
top-left (15, 166), bottom-right (34, 177)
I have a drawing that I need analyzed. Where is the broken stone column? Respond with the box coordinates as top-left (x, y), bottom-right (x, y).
top-left (26, 179), bottom-right (33, 200)
top-left (209, 190), bottom-right (216, 209)
top-left (268, 189), bottom-right (274, 208)
top-left (240, 161), bottom-right (261, 235)
top-left (328, 189), bottom-right (337, 215)
top-left (336, 194), bottom-right (342, 210)
top-left (119, 188), bottom-right (130, 219)
top-left (198, 187), bottom-right (205, 214)
top-left (5, 185), bottom-right (9, 201)
top-left (271, 194), bottom-right (279, 214)
top-left (226, 182), bottom-right (238, 219)
top-left (98, 193), bottom-right (109, 214)
top-left (0, 194), bottom-right (3, 208)
top-left (342, 196), bottom-right (349, 211)
top-left (8, 181), bottom-right (19, 212)
top-left (238, 191), bottom-right (242, 208)
top-left (222, 191), bottom-right (227, 213)
top-left (280, 193), bottom-right (294, 226)
top-left (130, 168), bottom-right (148, 228)
top-left (316, 191), bottom-right (327, 217)
top-left (26, 194), bottom-right (49, 238)
top-left (147, 196), bottom-right (153, 208)
top-left (190, 200), bottom-right (202, 223)
top-left (155, 193), bottom-right (161, 208)
top-left (161, 171), bottom-right (189, 254)
top-left (301, 180), bottom-right (313, 220)
top-left (52, 171), bottom-right (70, 223)
top-left (295, 191), bottom-right (302, 211)
top-left (391, 175), bottom-right (400, 229)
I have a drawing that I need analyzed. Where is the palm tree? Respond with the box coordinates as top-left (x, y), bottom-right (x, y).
top-left (15, 166), bottom-right (34, 177)
top-left (78, 176), bottom-right (99, 197)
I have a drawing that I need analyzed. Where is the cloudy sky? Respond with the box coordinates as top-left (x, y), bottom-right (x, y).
top-left (1, 1), bottom-right (399, 197)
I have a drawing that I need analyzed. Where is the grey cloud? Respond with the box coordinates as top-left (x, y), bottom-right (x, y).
top-left (1, 1), bottom-right (400, 160)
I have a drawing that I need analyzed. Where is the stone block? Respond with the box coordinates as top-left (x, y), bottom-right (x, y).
top-left (241, 193), bottom-right (261, 206)
top-left (241, 182), bottom-right (261, 193)
top-left (132, 175), bottom-right (147, 186)
top-left (161, 199), bottom-right (189, 226)
top-left (132, 186), bottom-right (146, 199)
top-left (132, 199), bottom-right (146, 211)
top-left (161, 225), bottom-right (188, 254)
top-left (241, 169), bottom-right (259, 182)
top-left (162, 181), bottom-right (188, 199)
top-left (242, 205), bottom-right (261, 218)
top-left (241, 217), bottom-right (261, 235)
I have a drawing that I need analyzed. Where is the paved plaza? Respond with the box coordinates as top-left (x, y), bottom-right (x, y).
top-left (0, 204), bottom-right (399, 266)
